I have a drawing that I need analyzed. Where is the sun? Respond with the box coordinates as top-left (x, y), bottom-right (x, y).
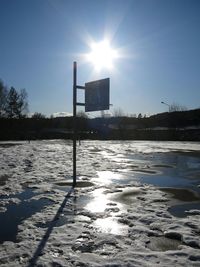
top-left (86, 39), bottom-right (118, 71)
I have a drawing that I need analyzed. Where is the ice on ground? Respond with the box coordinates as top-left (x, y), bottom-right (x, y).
top-left (0, 140), bottom-right (200, 266)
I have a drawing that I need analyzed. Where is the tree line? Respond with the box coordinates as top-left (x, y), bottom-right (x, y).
top-left (1, 112), bottom-right (200, 141)
top-left (1, 78), bottom-right (200, 141)
top-left (0, 80), bottom-right (28, 118)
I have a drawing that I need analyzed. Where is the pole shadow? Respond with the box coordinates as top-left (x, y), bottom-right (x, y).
top-left (27, 186), bottom-right (75, 267)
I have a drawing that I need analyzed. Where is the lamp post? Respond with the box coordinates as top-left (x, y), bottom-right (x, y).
top-left (161, 101), bottom-right (170, 112)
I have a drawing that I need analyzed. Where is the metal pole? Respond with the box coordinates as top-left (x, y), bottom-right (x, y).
top-left (73, 61), bottom-right (77, 187)
top-left (161, 101), bottom-right (170, 112)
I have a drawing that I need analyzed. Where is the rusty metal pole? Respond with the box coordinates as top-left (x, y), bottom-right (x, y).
top-left (73, 61), bottom-right (77, 187)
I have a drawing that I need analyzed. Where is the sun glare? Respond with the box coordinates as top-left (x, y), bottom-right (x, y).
top-left (86, 39), bottom-right (118, 71)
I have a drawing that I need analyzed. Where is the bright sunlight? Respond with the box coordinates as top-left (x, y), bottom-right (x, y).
top-left (86, 39), bottom-right (118, 71)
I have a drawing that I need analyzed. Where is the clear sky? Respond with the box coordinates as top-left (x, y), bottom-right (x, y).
top-left (0, 0), bottom-right (200, 117)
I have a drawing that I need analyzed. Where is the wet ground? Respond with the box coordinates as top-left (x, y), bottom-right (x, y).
top-left (0, 189), bottom-right (54, 243)
top-left (96, 146), bottom-right (200, 218)
top-left (0, 140), bottom-right (200, 247)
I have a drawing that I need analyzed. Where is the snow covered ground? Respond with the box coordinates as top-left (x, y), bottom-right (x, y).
top-left (0, 140), bottom-right (200, 266)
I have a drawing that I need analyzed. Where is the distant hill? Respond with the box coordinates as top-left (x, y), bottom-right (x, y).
top-left (148, 108), bottom-right (200, 128)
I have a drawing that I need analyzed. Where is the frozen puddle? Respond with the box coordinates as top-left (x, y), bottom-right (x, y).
top-left (0, 174), bottom-right (9, 186)
top-left (95, 171), bottom-right (200, 217)
top-left (147, 236), bottom-right (182, 251)
top-left (160, 187), bottom-right (200, 217)
top-left (54, 180), bottom-right (95, 189)
top-left (0, 188), bottom-right (54, 243)
top-left (169, 202), bottom-right (200, 218)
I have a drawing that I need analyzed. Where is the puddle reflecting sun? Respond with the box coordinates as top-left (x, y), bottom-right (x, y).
top-left (93, 217), bottom-right (128, 235)
top-left (85, 188), bottom-right (109, 213)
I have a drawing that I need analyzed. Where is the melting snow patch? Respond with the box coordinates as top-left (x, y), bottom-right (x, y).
top-left (1, 140), bottom-right (200, 266)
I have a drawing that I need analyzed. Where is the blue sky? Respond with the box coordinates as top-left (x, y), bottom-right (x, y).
top-left (0, 0), bottom-right (200, 117)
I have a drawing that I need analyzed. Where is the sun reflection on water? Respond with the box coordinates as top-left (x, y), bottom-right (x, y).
top-left (93, 217), bottom-right (128, 235)
top-left (85, 188), bottom-right (109, 213)
top-left (92, 171), bottom-right (122, 185)
top-left (84, 186), bottom-right (128, 235)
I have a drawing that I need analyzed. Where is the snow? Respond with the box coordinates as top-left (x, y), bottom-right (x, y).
top-left (0, 140), bottom-right (200, 266)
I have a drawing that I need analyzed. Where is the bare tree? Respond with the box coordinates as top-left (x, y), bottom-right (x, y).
top-left (77, 111), bottom-right (88, 118)
top-left (5, 87), bottom-right (18, 118)
top-left (113, 107), bottom-right (124, 117)
top-left (32, 112), bottom-right (46, 119)
top-left (0, 80), bottom-right (8, 117)
top-left (169, 102), bottom-right (187, 112)
top-left (129, 113), bottom-right (137, 118)
top-left (19, 88), bottom-right (29, 117)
